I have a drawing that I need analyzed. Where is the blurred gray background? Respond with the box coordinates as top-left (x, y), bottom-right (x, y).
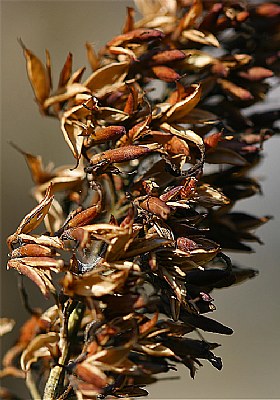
top-left (1, 1), bottom-right (280, 398)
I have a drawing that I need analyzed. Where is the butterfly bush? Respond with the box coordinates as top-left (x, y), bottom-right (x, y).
top-left (1, 1), bottom-right (279, 399)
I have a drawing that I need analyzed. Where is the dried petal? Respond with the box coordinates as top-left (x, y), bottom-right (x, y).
top-left (20, 332), bottom-right (59, 371)
top-left (20, 40), bottom-right (50, 105)
top-left (15, 184), bottom-right (53, 235)
top-left (0, 318), bottom-right (15, 336)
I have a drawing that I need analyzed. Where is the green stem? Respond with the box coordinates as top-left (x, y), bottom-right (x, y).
top-left (43, 301), bottom-right (85, 400)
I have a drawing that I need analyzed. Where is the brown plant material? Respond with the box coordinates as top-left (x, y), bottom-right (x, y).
top-left (3, 1), bottom-right (278, 399)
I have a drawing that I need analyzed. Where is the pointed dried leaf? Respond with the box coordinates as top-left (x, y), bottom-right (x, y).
top-left (182, 29), bottom-right (220, 47)
top-left (83, 61), bottom-right (129, 92)
top-left (122, 7), bottom-right (135, 33)
top-left (20, 332), bottom-right (59, 371)
top-left (16, 184), bottom-right (53, 235)
top-left (164, 84), bottom-right (202, 122)
top-left (61, 115), bottom-right (84, 160)
top-left (58, 52), bottom-right (72, 88)
top-left (85, 42), bottom-right (100, 71)
top-left (20, 41), bottom-right (50, 104)
top-left (0, 318), bottom-right (15, 336)
top-left (7, 259), bottom-right (55, 298)
top-left (205, 147), bottom-right (248, 166)
top-left (62, 269), bottom-right (129, 297)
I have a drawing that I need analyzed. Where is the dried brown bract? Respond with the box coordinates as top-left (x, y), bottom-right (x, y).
top-left (2, 1), bottom-right (278, 399)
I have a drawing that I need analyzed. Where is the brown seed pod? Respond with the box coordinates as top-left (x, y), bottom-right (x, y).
top-left (107, 28), bottom-right (164, 47)
top-left (150, 50), bottom-right (186, 65)
top-left (176, 237), bottom-right (199, 252)
top-left (140, 197), bottom-right (171, 220)
top-left (90, 126), bottom-right (126, 144)
top-left (11, 244), bottom-right (56, 258)
top-left (67, 205), bottom-right (101, 229)
top-left (152, 66), bottom-right (181, 83)
top-left (180, 177), bottom-right (197, 199)
top-left (90, 145), bottom-right (156, 164)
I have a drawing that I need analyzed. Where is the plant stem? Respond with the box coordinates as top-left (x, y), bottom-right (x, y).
top-left (43, 301), bottom-right (85, 400)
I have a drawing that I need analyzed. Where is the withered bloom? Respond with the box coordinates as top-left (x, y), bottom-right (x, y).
top-left (2, 1), bottom-right (278, 399)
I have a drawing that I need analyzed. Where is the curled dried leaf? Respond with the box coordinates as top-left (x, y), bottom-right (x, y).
top-left (20, 332), bottom-right (59, 371)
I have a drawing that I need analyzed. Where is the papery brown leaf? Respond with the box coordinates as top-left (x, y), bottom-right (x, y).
top-left (83, 61), bottom-right (129, 92)
top-left (16, 233), bottom-right (64, 249)
top-left (74, 363), bottom-right (108, 389)
top-left (8, 257), bottom-right (63, 271)
top-left (20, 40), bottom-right (50, 105)
top-left (183, 49), bottom-right (215, 69)
top-left (43, 83), bottom-right (90, 109)
top-left (61, 113), bottom-right (84, 160)
top-left (173, 0), bottom-right (203, 39)
top-left (87, 346), bottom-right (132, 370)
top-left (160, 123), bottom-right (205, 162)
top-left (205, 146), bottom-right (248, 166)
top-left (85, 42), bottom-right (100, 71)
top-left (15, 184), bottom-right (53, 235)
top-left (134, 342), bottom-right (174, 357)
top-left (182, 29), bottom-right (220, 47)
top-left (58, 52), bottom-right (72, 88)
top-left (109, 46), bottom-right (138, 61)
top-left (0, 367), bottom-right (25, 380)
top-left (10, 142), bottom-right (55, 185)
top-left (20, 332), bottom-right (59, 371)
top-left (7, 259), bottom-right (55, 298)
top-left (134, 0), bottom-right (177, 17)
top-left (0, 318), bottom-right (15, 336)
top-left (122, 7), bottom-right (135, 33)
top-left (147, 131), bottom-right (190, 157)
top-left (67, 67), bottom-right (86, 85)
top-left (124, 237), bottom-right (172, 258)
top-left (61, 269), bottom-right (129, 297)
top-left (195, 183), bottom-right (230, 206)
top-left (182, 108), bottom-right (219, 124)
top-left (45, 49), bottom-right (52, 90)
top-left (164, 84), bottom-right (202, 122)
top-left (139, 312), bottom-right (159, 336)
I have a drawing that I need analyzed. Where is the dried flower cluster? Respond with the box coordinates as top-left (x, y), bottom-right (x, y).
top-left (1, 1), bottom-right (279, 399)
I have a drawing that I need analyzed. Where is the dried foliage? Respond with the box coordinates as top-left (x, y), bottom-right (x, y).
top-left (2, 1), bottom-right (279, 399)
